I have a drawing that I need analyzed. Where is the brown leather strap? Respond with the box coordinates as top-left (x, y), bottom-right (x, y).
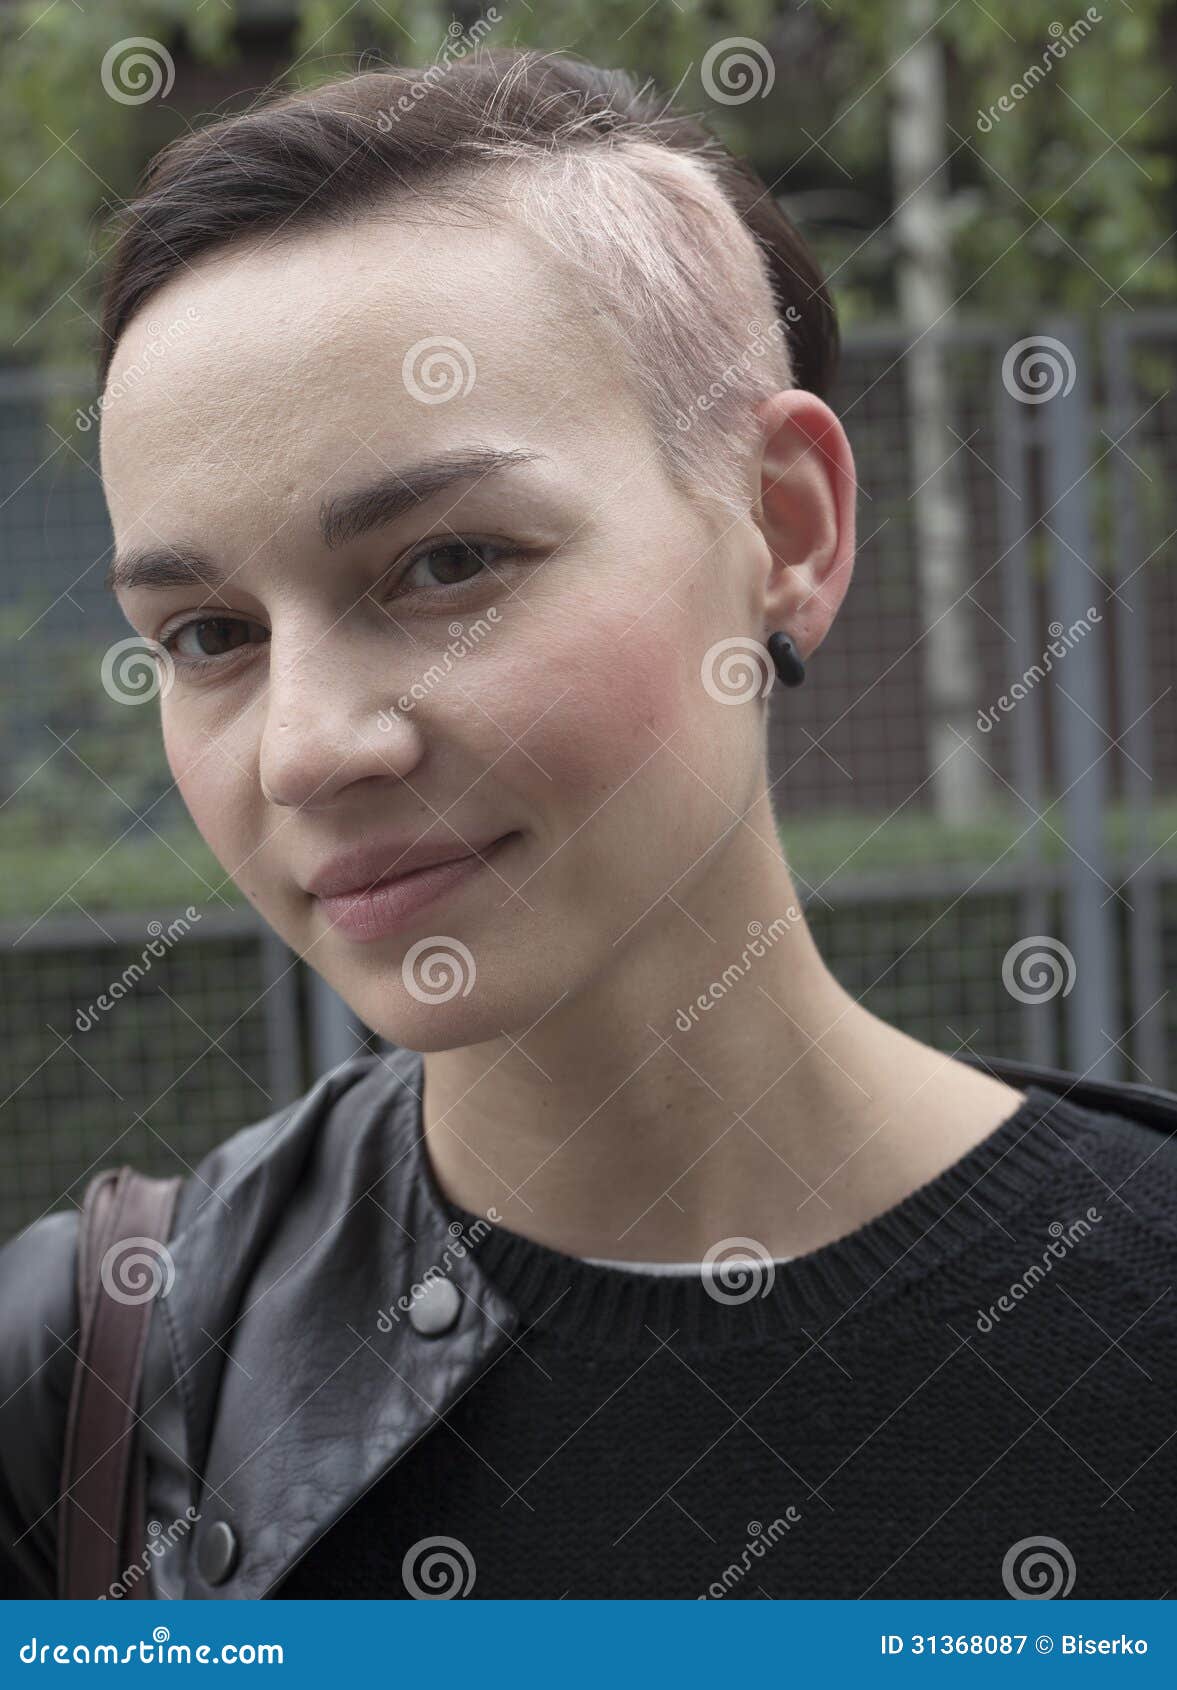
top-left (57, 1167), bottom-right (182, 1600)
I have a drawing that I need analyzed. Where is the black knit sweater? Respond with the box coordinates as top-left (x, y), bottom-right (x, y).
top-left (274, 1085), bottom-right (1177, 1600)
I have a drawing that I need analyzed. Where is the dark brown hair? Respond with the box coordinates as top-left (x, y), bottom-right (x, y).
top-left (97, 47), bottom-right (838, 521)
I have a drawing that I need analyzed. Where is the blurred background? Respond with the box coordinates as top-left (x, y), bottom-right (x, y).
top-left (2, 0), bottom-right (1175, 1237)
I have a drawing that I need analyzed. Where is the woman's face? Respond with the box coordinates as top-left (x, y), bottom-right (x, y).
top-left (100, 210), bottom-right (782, 1049)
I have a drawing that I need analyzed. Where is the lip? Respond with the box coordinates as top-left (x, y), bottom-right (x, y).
top-left (310, 832), bottom-right (518, 943)
top-left (304, 831), bottom-right (516, 898)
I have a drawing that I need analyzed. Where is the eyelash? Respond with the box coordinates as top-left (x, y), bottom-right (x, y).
top-left (155, 537), bottom-right (525, 678)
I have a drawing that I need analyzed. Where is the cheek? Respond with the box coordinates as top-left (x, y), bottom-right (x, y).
top-left (161, 710), bottom-right (200, 786)
top-left (485, 613), bottom-right (693, 796)
top-left (162, 710), bottom-right (253, 859)
top-left (473, 604), bottom-right (756, 909)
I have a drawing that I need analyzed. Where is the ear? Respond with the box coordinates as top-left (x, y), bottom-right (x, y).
top-left (752, 390), bottom-right (857, 661)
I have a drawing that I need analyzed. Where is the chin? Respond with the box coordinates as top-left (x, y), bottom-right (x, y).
top-left (364, 997), bottom-right (516, 1055)
top-left (312, 925), bottom-right (586, 1054)
top-left (324, 957), bottom-right (522, 1054)
top-left (383, 952), bottom-right (594, 1051)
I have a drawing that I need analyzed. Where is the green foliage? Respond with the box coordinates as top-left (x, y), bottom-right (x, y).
top-left (2, 0), bottom-right (1171, 373)
top-left (821, 0), bottom-right (1177, 318)
top-left (0, 1), bottom-right (236, 372)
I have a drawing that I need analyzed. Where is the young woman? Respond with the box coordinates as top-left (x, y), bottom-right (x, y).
top-left (2, 46), bottom-right (1176, 1603)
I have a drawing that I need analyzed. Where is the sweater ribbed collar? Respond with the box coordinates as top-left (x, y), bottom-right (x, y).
top-left (431, 1085), bottom-right (1098, 1347)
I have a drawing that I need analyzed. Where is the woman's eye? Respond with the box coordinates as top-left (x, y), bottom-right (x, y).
top-left (155, 538), bottom-right (519, 676)
top-left (401, 538), bottom-right (509, 592)
top-left (161, 616), bottom-right (268, 665)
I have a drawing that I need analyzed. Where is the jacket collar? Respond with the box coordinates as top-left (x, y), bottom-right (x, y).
top-left (154, 1045), bottom-right (520, 1599)
top-left (956, 1050), bottom-right (1177, 1132)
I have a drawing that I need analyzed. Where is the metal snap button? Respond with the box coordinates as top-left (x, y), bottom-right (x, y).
top-left (197, 1520), bottom-right (239, 1586)
top-left (408, 1276), bottom-right (461, 1336)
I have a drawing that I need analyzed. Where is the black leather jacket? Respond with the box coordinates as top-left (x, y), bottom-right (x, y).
top-left (2, 1044), bottom-right (1175, 1600)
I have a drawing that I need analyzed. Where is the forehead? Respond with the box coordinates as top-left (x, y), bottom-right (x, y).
top-left (98, 209), bottom-right (636, 541)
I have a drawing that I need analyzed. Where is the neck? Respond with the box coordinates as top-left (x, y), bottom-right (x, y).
top-left (419, 791), bottom-right (1025, 1262)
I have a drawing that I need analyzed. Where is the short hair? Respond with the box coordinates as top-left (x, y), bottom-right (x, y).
top-left (97, 46), bottom-right (838, 527)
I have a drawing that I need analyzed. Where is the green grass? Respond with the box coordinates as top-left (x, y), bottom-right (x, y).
top-left (2, 799), bottom-right (1174, 922)
top-left (2, 830), bottom-right (246, 922)
top-left (783, 798), bottom-right (1177, 886)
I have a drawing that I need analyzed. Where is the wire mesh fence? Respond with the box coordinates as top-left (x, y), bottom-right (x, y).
top-left (2, 319), bottom-right (1174, 1237)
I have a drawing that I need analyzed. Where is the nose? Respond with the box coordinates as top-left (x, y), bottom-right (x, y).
top-left (257, 623), bottom-right (425, 808)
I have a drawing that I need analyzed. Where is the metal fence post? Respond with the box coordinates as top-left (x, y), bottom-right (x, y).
top-left (1103, 315), bottom-right (1169, 1089)
top-left (993, 332), bottom-right (1056, 1069)
top-left (1040, 319), bottom-right (1119, 1080)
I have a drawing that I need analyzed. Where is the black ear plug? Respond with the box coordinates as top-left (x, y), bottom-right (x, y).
top-left (766, 631), bottom-right (805, 687)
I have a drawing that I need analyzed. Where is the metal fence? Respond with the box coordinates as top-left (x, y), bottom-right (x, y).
top-left (2, 318), bottom-right (1174, 1237)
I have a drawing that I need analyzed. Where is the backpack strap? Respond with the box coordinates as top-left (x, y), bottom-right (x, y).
top-left (57, 1166), bottom-right (182, 1600)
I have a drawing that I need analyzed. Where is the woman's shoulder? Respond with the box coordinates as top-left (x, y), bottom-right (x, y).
top-left (0, 1045), bottom-right (423, 1595)
top-left (0, 1205), bottom-right (79, 1596)
top-left (0, 1203), bottom-right (79, 1418)
top-left (960, 1057), bottom-right (1177, 1243)
top-left (0, 1044), bottom-right (421, 1355)
top-left (0, 1202), bottom-right (78, 1341)
top-left (987, 1077), bottom-right (1177, 1302)
top-left (1062, 1086), bottom-right (1177, 1240)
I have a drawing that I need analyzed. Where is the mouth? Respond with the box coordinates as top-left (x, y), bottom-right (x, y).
top-left (312, 832), bottom-right (520, 944)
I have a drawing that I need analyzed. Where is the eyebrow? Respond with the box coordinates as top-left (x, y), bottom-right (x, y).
top-left (103, 446), bottom-right (547, 594)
